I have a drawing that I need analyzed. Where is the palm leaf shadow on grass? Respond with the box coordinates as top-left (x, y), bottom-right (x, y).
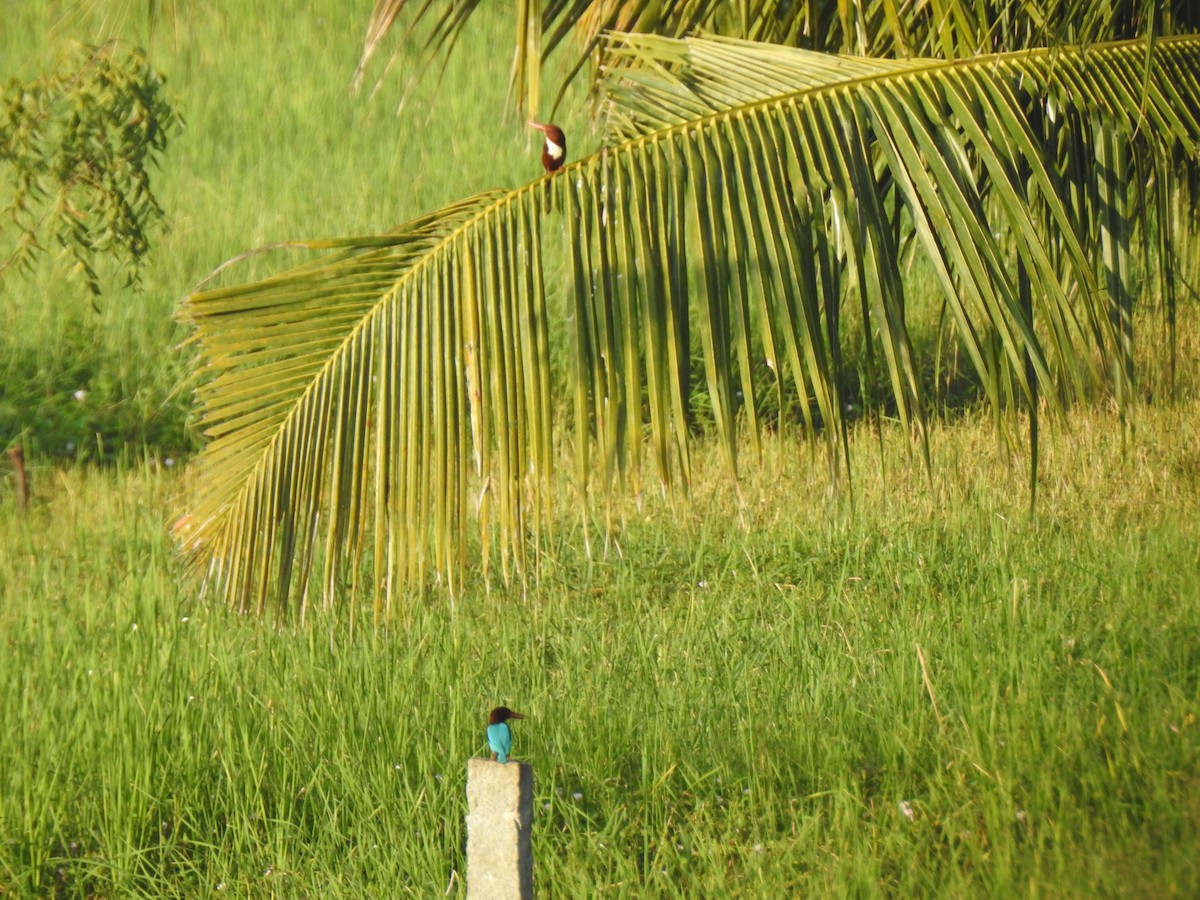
top-left (176, 34), bottom-right (1200, 620)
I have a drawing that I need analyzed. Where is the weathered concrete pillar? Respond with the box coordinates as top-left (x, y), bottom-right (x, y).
top-left (465, 758), bottom-right (534, 899)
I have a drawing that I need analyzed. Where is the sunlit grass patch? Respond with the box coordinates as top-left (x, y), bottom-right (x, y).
top-left (2, 403), bottom-right (1198, 895)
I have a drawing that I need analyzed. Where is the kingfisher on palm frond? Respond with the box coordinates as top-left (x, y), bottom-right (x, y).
top-left (486, 706), bottom-right (526, 763)
top-left (527, 121), bottom-right (566, 174)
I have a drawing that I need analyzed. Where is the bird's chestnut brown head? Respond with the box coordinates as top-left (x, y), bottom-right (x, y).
top-left (489, 706), bottom-right (527, 725)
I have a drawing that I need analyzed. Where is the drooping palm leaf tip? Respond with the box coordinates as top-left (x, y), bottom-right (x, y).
top-left (176, 35), bottom-right (1200, 619)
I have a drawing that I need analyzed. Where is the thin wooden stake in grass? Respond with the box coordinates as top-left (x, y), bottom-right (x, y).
top-left (7, 445), bottom-right (29, 512)
top-left (916, 642), bottom-right (944, 728)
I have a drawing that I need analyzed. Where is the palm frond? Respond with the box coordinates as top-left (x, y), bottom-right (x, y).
top-left (180, 35), bottom-right (1200, 617)
top-left (352, 0), bottom-right (1200, 116)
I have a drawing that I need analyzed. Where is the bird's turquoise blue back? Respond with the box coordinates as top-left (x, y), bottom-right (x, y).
top-left (486, 722), bottom-right (513, 763)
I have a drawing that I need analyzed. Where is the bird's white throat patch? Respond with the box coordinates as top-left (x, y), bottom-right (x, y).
top-left (545, 138), bottom-right (564, 159)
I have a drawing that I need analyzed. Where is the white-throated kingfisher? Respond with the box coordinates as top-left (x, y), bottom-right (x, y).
top-left (527, 121), bottom-right (566, 174)
top-left (486, 706), bottom-right (526, 763)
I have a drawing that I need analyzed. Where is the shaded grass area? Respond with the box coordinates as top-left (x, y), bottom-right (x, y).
top-left (2, 405), bottom-right (1198, 896)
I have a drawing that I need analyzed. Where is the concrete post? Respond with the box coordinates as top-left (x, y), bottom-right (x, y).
top-left (465, 758), bottom-right (534, 899)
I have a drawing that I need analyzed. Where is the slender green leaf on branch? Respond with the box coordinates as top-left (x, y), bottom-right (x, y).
top-left (0, 41), bottom-right (180, 298)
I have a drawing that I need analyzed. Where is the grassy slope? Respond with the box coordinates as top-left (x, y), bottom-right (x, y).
top-left (2, 1), bottom-right (1199, 897)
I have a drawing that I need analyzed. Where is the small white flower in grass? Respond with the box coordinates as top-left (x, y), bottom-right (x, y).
top-left (263, 866), bottom-right (272, 876)
top-left (752, 843), bottom-right (765, 854)
top-left (898, 800), bottom-right (914, 821)
top-left (216, 882), bottom-right (225, 891)
top-left (543, 802), bottom-right (551, 811)
top-left (572, 792), bottom-right (583, 801)
top-left (131, 623), bottom-right (138, 632)
top-left (187, 695), bottom-right (196, 703)
top-left (165, 457), bottom-right (175, 468)
top-left (65, 441), bottom-right (75, 453)
top-left (74, 390), bottom-right (88, 402)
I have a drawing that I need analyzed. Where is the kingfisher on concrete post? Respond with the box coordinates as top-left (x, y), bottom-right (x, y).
top-left (487, 707), bottom-right (526, 763)
top-left (527, 121), bottom-right (566, 174)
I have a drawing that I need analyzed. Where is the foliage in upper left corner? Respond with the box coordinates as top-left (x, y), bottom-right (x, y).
top-left (0, 40), bottom-right (182, 300)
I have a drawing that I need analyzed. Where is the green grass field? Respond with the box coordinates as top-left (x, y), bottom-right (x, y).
top-left (3, 408), bottom-right (1199, 896)
top-left (3, 2), bottom-right (1200, 897)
